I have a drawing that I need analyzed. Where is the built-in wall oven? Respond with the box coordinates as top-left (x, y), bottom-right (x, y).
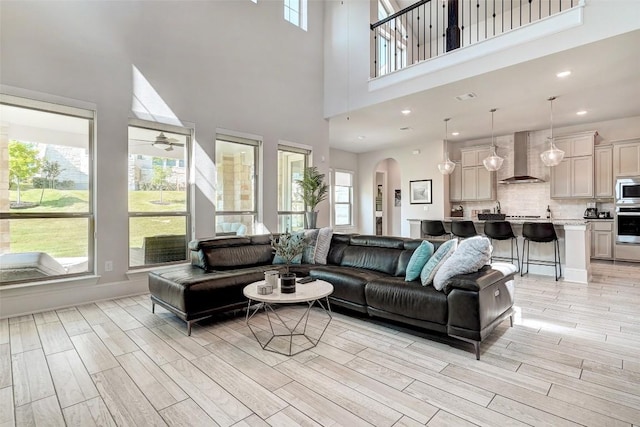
top-left (616, 206), bottom-right (640, 244)
top-left (616, 177), bottom-right (640, 245)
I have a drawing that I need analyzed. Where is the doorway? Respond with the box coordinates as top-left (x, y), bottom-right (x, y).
top-left (374, 158), bottom-right (401, 236)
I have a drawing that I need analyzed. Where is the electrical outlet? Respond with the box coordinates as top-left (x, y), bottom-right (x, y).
top-left (105, 261), bottom-right (113, 272)
top-left (423, 206), bottom-right (429, 211)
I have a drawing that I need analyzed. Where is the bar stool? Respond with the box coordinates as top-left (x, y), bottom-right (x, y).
top-left (451, 220), bottom-right (477, 239)
top-left (421, 220), bottom-right (450, 240)
top-left (521, 222), bottom-right (562, 281)
top-left (483, 221), bottom-right (519, 271)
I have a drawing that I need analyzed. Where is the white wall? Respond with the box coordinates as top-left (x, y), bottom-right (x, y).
top-left (0, 1), bottom-right (329, 314)
top-left (357, 140), bottom-right (446, 237)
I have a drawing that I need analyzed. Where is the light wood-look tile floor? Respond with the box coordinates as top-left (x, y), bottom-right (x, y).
top-left (2, 260), bottom-right (640, 426)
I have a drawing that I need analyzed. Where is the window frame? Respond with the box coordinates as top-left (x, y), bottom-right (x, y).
top-left (0, 94), bottom-right (96, 284)
top-left (127, 119), bottom-right (192, 269)
top-left (332, 168), bottom-right (355, 229)
top-left (284, 0), bottom-right (308, 30)
top-left (277, 144), bottom-right (310, 232)
top-left (214, 133), bottom-right (261, 236)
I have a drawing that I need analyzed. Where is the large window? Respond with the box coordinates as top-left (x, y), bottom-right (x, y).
top-left (215, 135), bottom-right (259, 236)
top-left (277, 146), bottom-right (309, 232)
top-left (333, 170), bottom-right (354, 227)
top-left (284, 0), bottom-right (307, 30)
top-left (128, 123), bottom-right (190, 268)
top-left (0, 95), bottom-right (94, 284)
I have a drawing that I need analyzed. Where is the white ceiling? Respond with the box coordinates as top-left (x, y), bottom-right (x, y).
top-left (329, 30), bottom-right (640, 153)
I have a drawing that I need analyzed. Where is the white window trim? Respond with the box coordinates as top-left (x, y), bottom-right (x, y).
top-left (284, 0), bottom-right (307, 31)
top-left (331, 168), bottom-right (356, 232)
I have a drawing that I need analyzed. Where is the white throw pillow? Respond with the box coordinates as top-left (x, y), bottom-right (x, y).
top-left (314, 227), bottom-right (333, 264)
top-left (433, 236), bottom-right (492, 291)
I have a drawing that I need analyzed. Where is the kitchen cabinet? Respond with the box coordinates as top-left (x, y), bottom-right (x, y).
top-left (550, 131), bottom-right (596, 199)
top-left (591, 221), bottom-right (613, 260)
top-left (449, 162), bottom-right (462, 201)
top-left (594, 145), bottom-right (614, 198)
top-left (459, 146), bottom-right (495, 201)
top-left (613, 139), bottom-right (640, 177)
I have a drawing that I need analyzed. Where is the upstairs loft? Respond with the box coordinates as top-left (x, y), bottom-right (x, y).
top-left (323, 0), bottom-right (640, 119)
top-left (371, 0), bottom-right (582, 79)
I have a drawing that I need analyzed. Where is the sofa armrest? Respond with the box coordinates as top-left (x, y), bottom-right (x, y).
top-left (442, 263), bottom-right (517, 295)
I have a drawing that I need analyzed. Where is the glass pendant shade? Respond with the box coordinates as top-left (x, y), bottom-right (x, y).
top-left (483, 108), bottom-right (504, 171)
top-left (540, 96), bottom-right (565, 167)
top-left (438, 118), bottom-right (456, 175)
top-left (438, 153), bottom-right (456, 174)
top-left (483, 145), bottom-right (504, 171)
top-left (540, 139), bottom-right (565, 166)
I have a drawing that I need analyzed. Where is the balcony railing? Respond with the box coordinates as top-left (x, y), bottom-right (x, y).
top-left (371, 0), bottom-right (579, 78)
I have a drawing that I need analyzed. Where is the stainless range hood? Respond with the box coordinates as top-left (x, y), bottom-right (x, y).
top-left (499, 131), bottom-right (545, 184)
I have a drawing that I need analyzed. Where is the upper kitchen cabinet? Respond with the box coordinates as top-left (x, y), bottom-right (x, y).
top-left (550, 131), bottom-right (596, 199)
top-left (613, 138), bottom-right (640, 177)
top-left (594, 145), bottom-right (614, 199)
top-left (449, 162), bottom-right (462, 202)
top-left (459, 146), bottom-right (496, 201)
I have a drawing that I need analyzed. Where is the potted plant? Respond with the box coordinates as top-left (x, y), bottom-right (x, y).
top-left (270, 231), bottom-right (306, 293)
top-left (296, 166), bottom-right (329, 229)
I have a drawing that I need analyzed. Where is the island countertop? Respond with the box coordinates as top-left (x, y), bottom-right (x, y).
top-left (407, 218), bottom-right (611, 226)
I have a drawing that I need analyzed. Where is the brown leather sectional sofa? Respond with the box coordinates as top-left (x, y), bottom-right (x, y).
top-left (148, 233), bottom-right (516, 359)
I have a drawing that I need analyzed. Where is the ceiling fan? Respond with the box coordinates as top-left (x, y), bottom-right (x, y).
top-left (130, 132), bottom-right (184, 151)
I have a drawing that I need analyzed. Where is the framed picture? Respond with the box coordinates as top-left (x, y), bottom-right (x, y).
top-left (394, 189), bottom-right (401, 207)
top-left (409, 179), bottom-right (432, 204)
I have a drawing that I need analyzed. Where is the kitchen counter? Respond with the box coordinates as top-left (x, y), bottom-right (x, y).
top-left (407, 218), bottom-right (591, 284)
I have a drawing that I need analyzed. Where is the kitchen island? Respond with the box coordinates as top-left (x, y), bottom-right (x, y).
top-left (407, 218), bottom-right (591, 284)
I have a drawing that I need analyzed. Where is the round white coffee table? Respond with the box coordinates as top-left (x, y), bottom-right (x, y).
top-left (243, 279), bottom-right (333, 356)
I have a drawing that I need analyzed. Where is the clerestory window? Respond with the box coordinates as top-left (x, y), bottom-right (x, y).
top-left (284, 0), bottom-right (307, 31)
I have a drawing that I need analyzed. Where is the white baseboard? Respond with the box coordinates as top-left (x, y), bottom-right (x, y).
top-left (0, 276), bottom-right (149, 318)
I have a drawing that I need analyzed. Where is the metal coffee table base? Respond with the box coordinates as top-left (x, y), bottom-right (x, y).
top-left (245, 297), bottom-right (332, 356)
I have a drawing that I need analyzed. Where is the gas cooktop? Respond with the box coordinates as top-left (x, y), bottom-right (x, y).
top-left (506, 215), bottom-right (541, 219)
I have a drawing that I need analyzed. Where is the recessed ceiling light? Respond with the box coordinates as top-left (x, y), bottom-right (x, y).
top-left (451, 132), bottom-right (460, 136)
top-left (400, 126), bottom-right (412, 131)
top-left (576, 110), bottom-right (587, 115)
top-left (401, 109), bottom-right (412, 115)
top-left (455, 92), bottom-right (477, 101)
top-left (357, 135), bottom-right (366, 140)
top-left (556, 70), bottom-right (571, 78)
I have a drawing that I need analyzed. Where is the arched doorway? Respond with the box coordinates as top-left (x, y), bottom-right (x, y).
top-left (373, 158), bottom-right (401, 236)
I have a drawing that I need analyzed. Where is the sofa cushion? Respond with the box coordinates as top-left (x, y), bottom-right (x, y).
top-left (420, 238), bottom-right (458, 286)
top-left (310, 266), bottom-right (386, 306)
top-left (434, 236), bottom-right (492, 291)
top-left (365, 277), bottom-right (448, 325)
top-left (340, 246), bottom-right (402, 276)
top-left (405, 240), bottom-right (435, 281)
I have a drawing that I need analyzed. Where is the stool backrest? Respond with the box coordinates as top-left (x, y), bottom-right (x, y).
top-left (451, 221), bottom-right (477, 238)
top-left (421, 220), bottom-right (447, 237)
top-left (484, 221), bottom-right (515, 240)
top-left (522, 222), bottom-right (557, 242)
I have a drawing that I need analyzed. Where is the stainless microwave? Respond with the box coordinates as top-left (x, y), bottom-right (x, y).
top-left (616, 177), bottom-right (640, 205)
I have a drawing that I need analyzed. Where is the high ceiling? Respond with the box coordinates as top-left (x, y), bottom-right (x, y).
top-left (329, 30), bottom-right (640, 153)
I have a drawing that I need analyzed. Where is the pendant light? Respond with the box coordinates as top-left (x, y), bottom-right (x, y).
top-left (438, 118), bottom-right (456, 175)
top-left (540, 96), bottom-right (565, 167)
top-left (483, 108), bottom-right (504, 171)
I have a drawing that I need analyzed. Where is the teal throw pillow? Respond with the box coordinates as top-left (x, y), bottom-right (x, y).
top-left (272, 232), bottom-right (304, 265)
top-left (405, 240), bottom-right (435, 281)
top-left (420, 238), bottom-right (458, 286)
